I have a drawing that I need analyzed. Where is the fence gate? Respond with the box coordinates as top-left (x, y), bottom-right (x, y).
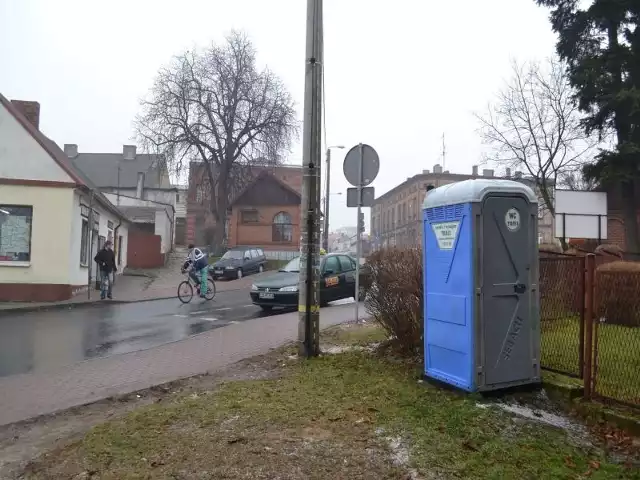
top-left (591, 269), bottom-right (640, 408)
top-left (539, 255), bottom-right (585, 378)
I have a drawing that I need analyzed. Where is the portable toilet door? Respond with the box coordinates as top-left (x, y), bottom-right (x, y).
top-left (476, 188), bottom-right (540, 391)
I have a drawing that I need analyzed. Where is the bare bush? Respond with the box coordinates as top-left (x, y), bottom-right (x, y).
top-left (363, 248), bottom-right (423, 356)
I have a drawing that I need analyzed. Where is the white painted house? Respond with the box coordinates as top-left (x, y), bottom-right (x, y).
top-left (0, 95), bottom-right (130, 302)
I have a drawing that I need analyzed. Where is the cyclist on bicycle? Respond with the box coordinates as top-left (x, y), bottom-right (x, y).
top-left (181, 244), bottom-right (209, 298)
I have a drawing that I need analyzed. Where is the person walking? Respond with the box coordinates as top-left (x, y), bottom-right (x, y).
top-left (94, 240), bottom-right (117, 300)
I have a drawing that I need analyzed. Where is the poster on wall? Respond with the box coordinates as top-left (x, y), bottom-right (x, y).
top-left (0, 207), bottom-right (32, 262)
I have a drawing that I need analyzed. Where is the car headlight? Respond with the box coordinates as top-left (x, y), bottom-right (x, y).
top-left (279, 285), bottom-right (298, 292)
top-left (251, 284), bottom-right (258, 291)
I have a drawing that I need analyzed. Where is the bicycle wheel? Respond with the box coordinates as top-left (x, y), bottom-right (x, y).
top-left (177, 280), bottom-right (194, 304)
top-left (204, 278), bottom-right (216, 301)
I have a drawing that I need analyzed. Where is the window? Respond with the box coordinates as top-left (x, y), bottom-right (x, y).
top-left (257, 248), bottom-right (264, 257)
top-left (176, 193), bottom-right (180, 204)
top-left (250, 249), bottom-right (259, 258)
top-left (241, 210), bottom-right (259, 224)
top-left (80, 217), bottom-right (89, 265)
top-left (538, 203), bottom-right (545, 219)
top-left (323, 256), bottom-right (340, 274)
top-left (0, 205), bottom-right (33, 262)
top-left (272, 211), bottom-right (293, 242)
top-left (338, 256), bottom-right (353, 272)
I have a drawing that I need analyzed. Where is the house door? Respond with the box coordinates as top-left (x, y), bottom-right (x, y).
top-left (481, 195), bottom-right (534, 386)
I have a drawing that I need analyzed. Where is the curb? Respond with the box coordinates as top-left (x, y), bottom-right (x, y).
top-left (0, 284), bottom-right (251, 316)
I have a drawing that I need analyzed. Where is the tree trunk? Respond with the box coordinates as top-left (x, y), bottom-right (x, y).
top-left (210, 166), bottom-right (230, 255)
top-left (620, 179), bottom-right (640, 253)
top-left (540, 185), bottom-right (568, 251)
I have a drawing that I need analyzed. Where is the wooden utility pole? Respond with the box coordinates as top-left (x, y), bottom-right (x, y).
top-left (298, 0), bottom-right (323, 357)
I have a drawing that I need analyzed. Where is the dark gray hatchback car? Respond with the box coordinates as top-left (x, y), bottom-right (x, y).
top-left (211, 247), bottom-right (267, 280)
top-left (249, 253), bottom-right (364, 311)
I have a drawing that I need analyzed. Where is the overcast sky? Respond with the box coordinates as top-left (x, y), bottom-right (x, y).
top-left (0, 0), bottom-right (557, 231)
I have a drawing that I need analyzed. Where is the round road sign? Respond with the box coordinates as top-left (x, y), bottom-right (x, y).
top-left (343, 144), bottom-right (380, 187)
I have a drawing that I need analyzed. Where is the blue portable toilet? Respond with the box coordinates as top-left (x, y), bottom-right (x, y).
top-left (422, 179), bottom-right (541, 392)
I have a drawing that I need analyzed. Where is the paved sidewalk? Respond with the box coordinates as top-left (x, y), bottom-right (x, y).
top-left (0, 303), bottom-right (359, 426)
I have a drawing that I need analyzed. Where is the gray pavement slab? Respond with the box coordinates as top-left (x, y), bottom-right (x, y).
top-left (0, 300), bottom-right (360, 426)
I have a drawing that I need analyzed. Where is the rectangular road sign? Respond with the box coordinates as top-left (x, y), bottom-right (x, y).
top-left (347, 187), bottom-right (375, 207)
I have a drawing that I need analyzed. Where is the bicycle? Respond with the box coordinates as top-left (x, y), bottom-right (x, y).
top-left (177, 270), bottom-right (216, 303)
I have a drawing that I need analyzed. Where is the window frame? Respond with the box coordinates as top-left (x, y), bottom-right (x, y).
top-left (338, 255), bottom-right (354, 272)
top-left (272, 211), bottom-right (293, 243)
top-left (240, 209), bottom-right (259, 224)
top-left (323, 256), bottom-right (341, 274)
top-left (0, 204), bottom-right (33, 265)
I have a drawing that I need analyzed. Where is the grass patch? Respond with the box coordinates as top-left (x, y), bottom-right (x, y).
top-left (542, 318), bottom-right (640, 405)
top-left (321, 323), bottom-right (388, 346)
top-left (24, 335), bottom-right (639, 479)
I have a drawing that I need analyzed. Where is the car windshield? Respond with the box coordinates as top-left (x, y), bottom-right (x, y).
top-left (220, 250), bottom-right (243, 260)
top-left (280, 257), bottom-right (300, 273)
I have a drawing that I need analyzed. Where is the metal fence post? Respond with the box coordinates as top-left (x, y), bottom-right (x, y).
top-left (578, 256), bottom-right (585, 378)
top-left (583, 253), bottom-right (596, 399)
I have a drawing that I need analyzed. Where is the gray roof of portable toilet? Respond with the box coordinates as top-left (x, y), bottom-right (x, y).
top-left (423, 178), bottom-right (537, 209)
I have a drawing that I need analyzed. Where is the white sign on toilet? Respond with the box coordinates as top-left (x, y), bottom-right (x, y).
top-left (432, 221), bottom-right (460, 250)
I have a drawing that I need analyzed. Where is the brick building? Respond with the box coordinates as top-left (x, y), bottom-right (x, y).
top-left (605, 181), bottom-right (640, 252)
top-left (371, 164), bottom-right (556, 249)
top-left (186, 163), bottom-right (302, 254)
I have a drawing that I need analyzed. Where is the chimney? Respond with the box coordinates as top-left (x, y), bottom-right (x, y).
top-left (433, 164), bottom-right (443, 174)
top-left (505, 167), bottom-right (511, 178)
top-left (64, 144), bottom-right (78, 158)
top-left (123, 145), bottom-right (137, 161)
top-left (422, 169), bottom-right (430, 174)
top-left (472, 165), bottom-right (478, 176)
top-left (482, 169), bottom-right (494, 177)
top-left (136, 172), bottom-right (145, 198)
top-left (514, 171), bottom-right (523, 179)
top-left (11, 100), bottom-right (40, 130)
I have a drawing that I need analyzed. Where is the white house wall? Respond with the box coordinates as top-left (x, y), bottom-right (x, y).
top-left (0, 184), bottom-right (74, 284)
top-left (69, 191), bottom-right (129, 287)
top-left (154, 209), bottom-right (172, 254)
top-left (0, 105), bottom-right (74, 183)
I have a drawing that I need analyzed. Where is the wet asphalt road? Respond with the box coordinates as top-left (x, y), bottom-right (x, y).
top-left (0, 289), bottom-right (271, 378)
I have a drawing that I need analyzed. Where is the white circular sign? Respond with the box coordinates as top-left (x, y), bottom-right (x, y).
top-left (505, 208), bottom-right (521, 232)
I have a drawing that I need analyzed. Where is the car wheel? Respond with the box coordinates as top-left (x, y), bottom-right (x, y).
top-left (258, 264), bottom-right (264, 273)
top-left (237, 268), bottom-right (243, 280)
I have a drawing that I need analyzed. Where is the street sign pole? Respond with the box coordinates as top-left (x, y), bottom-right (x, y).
top-left (355, 143), bottom-right (363, 323)
top-left (343, 143), bottom-right (379, 323)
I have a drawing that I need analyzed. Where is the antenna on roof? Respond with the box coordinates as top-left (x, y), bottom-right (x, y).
top-left (441, 133), bottom-right (446, 171)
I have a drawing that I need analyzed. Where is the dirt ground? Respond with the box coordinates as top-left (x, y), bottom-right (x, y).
top-left (0, 346), bottom-right (291, 479)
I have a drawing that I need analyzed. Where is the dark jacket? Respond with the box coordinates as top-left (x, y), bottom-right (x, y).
top-left (94, 247), bottom-right (117, 273)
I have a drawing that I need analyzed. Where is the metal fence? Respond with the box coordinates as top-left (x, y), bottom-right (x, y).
top-left (539, 255), bottom-right (585, 378)
top-left (539, 253), bottom-right (640, 409)
top-left (591, 268), bottom-right (640, 407)
top-left (263, 250), bottom-right (298, 261)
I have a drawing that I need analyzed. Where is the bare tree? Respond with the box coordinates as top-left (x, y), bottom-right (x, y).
top-left (476, 58), bottom-right (597, 220)
top-left (135, 31), bottom-right (298, 249)
top-left (559, 171), bottom-right (598, 191)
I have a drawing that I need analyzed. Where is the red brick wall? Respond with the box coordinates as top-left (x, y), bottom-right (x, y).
top-left (127, 231), bottom-right (165, 268)
top-left (186, 163), bottom-right (303, 247)
top-left (228, 205), bottom-right (301, 251)
top-left (606, 211), bottom-right (640, 251)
